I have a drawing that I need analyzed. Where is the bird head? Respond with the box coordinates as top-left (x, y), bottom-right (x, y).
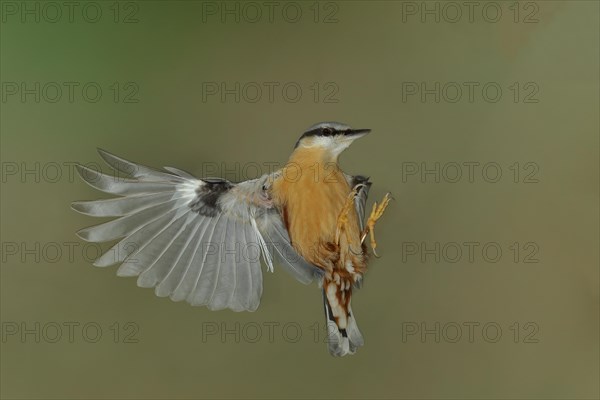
top-left (294, 122), bottom-right (371, 159)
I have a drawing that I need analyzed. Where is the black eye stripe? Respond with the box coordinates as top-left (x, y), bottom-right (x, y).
top-left (302, 127), bottom-right (322, 137)
top-left (294, 126), bottom-right (339, 148)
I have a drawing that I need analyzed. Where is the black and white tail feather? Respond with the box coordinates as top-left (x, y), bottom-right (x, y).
top-left (73, 150), bottom-right (370, 356)
top-left (323, 291), bottom-right (365, 356)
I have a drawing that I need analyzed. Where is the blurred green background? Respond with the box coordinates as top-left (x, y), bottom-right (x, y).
top-left (1, 1), bottom-right (598, 399)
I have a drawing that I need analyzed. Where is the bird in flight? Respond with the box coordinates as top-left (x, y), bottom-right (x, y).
top-left (72, 122), bottom-right (391, 356)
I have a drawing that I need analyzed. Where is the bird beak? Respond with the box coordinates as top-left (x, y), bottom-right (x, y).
top-left (344, 129), bottom-right (371, 139)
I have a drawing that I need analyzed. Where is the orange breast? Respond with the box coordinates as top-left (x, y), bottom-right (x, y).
top-left (272, 149), bottom-right (362, 271)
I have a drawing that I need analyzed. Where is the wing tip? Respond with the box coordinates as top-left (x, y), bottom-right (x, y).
top-left (74, 163), bottom-right (103, 185)
top-left (96, 147), bottom-right (111, 157)
top-left (96, 148), bottom-right (128, 173)
top-left (92, 258), bottom-right (114, 268)
top-left (117, 266), bottom-right (139, 277)
top-left (74, 163), bottom-right (87, 176)
top-left (71, 201), bottom-right (89, 214)
top-left (75, 228), bottom-right (93, 242)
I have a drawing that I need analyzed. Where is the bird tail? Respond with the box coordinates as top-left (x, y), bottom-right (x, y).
top-left (322, 285), bottom-right (364, 356)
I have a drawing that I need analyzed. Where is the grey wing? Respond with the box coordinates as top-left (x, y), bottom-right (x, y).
top-left (345, 174), bottom-right (372, 232)
top-left (72, 149), bottom-right (320, 312)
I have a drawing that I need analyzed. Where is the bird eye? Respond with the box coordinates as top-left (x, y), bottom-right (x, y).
top-left (322, 128), bottom-right (333, 136)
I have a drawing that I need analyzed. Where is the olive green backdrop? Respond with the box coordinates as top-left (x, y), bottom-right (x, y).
top-left (1, 1), bottom-right (598, 399)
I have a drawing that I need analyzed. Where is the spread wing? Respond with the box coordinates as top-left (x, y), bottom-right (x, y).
top-left (345, 174), bottom-right (372, 232)
top-left (72, 149), bottom-right (322, 312)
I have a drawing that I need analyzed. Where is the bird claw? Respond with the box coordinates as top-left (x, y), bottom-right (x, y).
top-left (335, 185), bottom-right (362, 245)
top-left (362, 192), bottom-right (392, 256)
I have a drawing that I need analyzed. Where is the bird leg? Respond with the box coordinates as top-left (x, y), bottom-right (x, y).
top-left (335, 187), bottom-right (361, 245)
top-left (361, 193), bottom-right (392, 257)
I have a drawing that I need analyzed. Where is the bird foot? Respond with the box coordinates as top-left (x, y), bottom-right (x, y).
top-left (361, 192), bottom-right (392, 257)
top-left (335, 186), bottom-right (363, 245)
